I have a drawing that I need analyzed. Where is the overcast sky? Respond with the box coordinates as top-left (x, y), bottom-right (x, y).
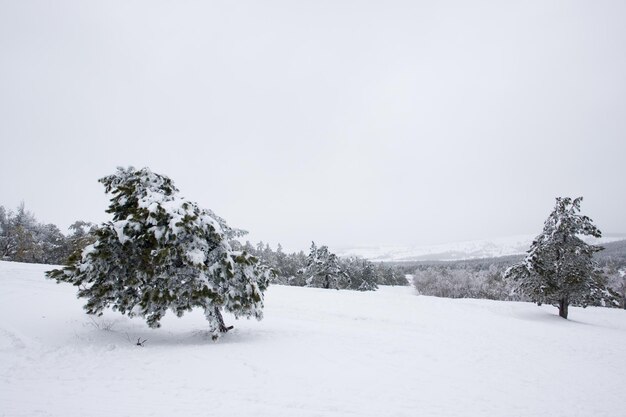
top-left (1, 0), bottom-right (625, 252)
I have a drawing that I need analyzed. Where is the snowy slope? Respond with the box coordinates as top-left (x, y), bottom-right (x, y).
top-left (336, 234), bottom-right (626, 262)
top-left (1, 261), bottom-right (626, 417)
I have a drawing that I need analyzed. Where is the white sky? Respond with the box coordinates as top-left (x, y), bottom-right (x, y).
top-left (1, 0), bottom-right (625, 252)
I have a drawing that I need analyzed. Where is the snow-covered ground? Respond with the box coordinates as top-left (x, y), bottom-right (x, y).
top-left (336, 234), bottom-right (626, 262)
top-left (2, 261), bottom-right (625, 417)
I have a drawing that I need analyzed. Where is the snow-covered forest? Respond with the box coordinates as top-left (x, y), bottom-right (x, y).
top-left (5, 197), bottom-right (625, 308)
top-left (0, 201), bottom-right (407, 290)
top-left (0, 203), bottom-right (94, 265)
top-left (3, 189), bottom-right (625, 310)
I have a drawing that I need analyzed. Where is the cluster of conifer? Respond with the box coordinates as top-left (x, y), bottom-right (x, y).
top-left (242, 241), bottom-right (407, 290)
top-left (0, 203), bottom-right (95, 265)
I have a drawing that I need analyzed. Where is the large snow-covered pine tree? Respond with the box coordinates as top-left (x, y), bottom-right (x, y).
top-left (47, 167), bottom-right (271, 339)
top-left (504, 197), bottom-right (618, 318)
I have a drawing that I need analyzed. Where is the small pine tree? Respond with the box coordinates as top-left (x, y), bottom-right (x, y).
top-left (505, 197), bottom-right (619, 318)
top-left (356, 262), bottom-right (378, 291)
top-left (47, 167), bottom-right (271, 339)
top-left (10, 203), bottom-right (42, 263)
top-left (377, 264), bottom-right (408, 286)
top-left (36, 223), bottom-right (67, 264)
top-left (340, 257), bottom-right (378, 291)
top-left (0, 206), bottom-right (10, 259)
top-left (299, 242), bottom-right (350, 289)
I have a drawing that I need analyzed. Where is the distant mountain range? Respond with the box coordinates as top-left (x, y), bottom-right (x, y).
top-left (336, 234), bottom-right (626, 262)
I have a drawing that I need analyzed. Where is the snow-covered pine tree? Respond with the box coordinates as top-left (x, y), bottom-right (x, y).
top-left (46, 167), bottom-right (271, 339)
top-left (372, 263), bottom-right (406, 286)
top-left (298, 242), bottom-right (350, 289)
top-left (383, 265), bottom-right (409, 286)
top-left (35, 223), bottom-right (67, 264)
top-left (339, 256), bottom-right (378, 291)
top-left (356, 261), bottom-right (378, 291)
top-left (0, 206), bottom-right (10, 260)
top-left (0, 204), bottom-right (68, 264)
top-left (8, 203), bottom-right (42, 263)
top-left (504, 197), bottom-right (619, 319)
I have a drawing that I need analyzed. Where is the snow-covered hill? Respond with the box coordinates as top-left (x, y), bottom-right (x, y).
top-left (336, 234), bottom-right (626, 262)
top-left (1, 261), bottom-right (625, 417)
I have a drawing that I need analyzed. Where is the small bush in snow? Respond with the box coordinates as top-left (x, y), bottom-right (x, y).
top-left (412, 265), bottom-right (515, 300)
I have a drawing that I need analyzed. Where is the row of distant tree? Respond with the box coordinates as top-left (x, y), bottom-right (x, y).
top-left (0, 203), bottom-right (95, 265)
top-left (5, 194), bottom-right (624, 320)
top-left (241, 241), bottom-right (408, 290)
top-left (0, 202), bottom-right (408, 291)
top-left (6, 170), bottom-right (622, 333)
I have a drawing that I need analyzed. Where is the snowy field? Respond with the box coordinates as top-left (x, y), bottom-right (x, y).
top-left (1, 261), bottom-right (625, 417)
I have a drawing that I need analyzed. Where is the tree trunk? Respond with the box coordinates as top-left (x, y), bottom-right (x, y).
top-left (214, 306), bottom-right (233, 333)
top-left (558, 298), bottom-right (569, 319)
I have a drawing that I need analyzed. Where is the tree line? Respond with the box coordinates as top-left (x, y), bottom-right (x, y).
top-left (5, 169), bottom-right (623, 325)
top-left (241, 241), bottom-right (408, 290)
top-left (0, 203), bottom-right (95, 265)
top-left (1, 205), bottom-right (408, 291)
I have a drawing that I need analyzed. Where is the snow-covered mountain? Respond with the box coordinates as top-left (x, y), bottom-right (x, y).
top-left (336, 234), bottom-right (626, 262)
